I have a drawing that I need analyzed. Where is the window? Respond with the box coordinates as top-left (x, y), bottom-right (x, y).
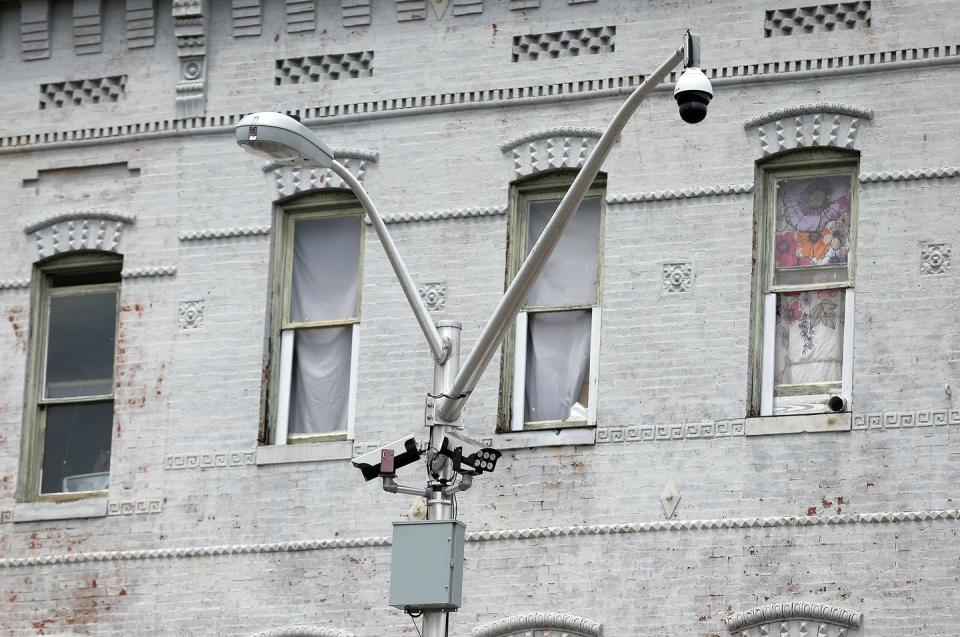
top-left (499, 174), bottom-right (604, 431)
top-left (268, 195), bottom-right (364, 444)
top-left (18, 254), bottom-right (121, 500)
top-left (750, 151), bottom-right (858, 417)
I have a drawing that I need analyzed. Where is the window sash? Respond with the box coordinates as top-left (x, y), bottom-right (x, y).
top-left (511, 306), bottom-right (601, 431)
top-left (273, 325), bottom-right (360, 444)
top-left (759, 289), bottom-right (854, 416)
top-left (763, 163), bottom-right (859, 293)
top-left (20, 261), bottom-right (121, 502)
top-left (270, 204), bottom-right (365, 445)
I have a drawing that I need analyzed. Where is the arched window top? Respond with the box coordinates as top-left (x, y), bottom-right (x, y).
top-left (264, 148), bottom-right (378, 202)
top-left (472, 611), bottom-right (603, 637)
top-left (500, 127), bottom-right (609, 178)
top-left (23, 210), bottom-right (135, 262)
top-left (725, 602), bottom-right (863, 635)
top-left (744, 103), bottom-right (873, 160)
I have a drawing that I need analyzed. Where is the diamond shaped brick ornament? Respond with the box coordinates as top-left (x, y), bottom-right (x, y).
top-left (660, 481), bottom-right (681, 519)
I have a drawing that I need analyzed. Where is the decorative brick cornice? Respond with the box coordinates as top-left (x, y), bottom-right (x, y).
top-left (743, 103), bottom-right (873, 129)
top-left (380, 205), bottom-right (507, 224)
top-left (121, 265), bottom-right (177, 278)
top-left (0, 280), bottom-right (30, 291)
top-left (23, 210), bottom-right (136, 234)
top-left (248, 627), bottom-right (353, 637)
top-left (725, 602), bottom-right (863, 633)
top-left (860, 166), bottom-right (960, 183)
top-left (472, 612), bottom-right (603, 637)
top-left (607, 183), bottom-right (753, 204)
top-left (1, 508), bottom-right (957, 568)
top-left (179, 225), bottom-right (271, 241)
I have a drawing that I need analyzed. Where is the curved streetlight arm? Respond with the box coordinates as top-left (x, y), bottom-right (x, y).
top-left (437, 44), bottom-right (686, 422)
top-left (329, 160), bottom-right (449, 363)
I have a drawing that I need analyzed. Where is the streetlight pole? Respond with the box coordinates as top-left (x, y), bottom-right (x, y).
top-left (234, 31), bottom-right (711, 637)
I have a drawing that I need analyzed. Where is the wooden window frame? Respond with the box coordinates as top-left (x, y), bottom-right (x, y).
top-left (266, 192), bottom-right (365, 445)
top-left (497, 173), bottom-right (606, 432)
top-left (17, 253), bottom-right (122, 503)
top-left (748, 149), bottom-right (860, 419)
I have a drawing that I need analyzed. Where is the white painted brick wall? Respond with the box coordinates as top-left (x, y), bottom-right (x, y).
top-left (0, 1), bottom-right (958, 635)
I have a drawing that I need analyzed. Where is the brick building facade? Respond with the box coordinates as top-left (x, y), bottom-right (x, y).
top-left (0, 0), bottom-right (957, 634)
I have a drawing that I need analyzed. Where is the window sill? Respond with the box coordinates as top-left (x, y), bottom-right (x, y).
top-left (490, 425), bottom-right (596, 450)
top-left (256, 440), bottom-right (354, 465)
top-left (14, 497), bottom-right (108, 523)
top-left (745, 412), bottom-right (851, 436)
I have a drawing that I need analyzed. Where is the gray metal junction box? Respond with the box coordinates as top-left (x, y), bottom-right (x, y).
top-left (390, 520), bottom-right (466, 611)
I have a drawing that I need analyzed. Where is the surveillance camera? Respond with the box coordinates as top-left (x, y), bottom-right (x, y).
top-left (827, 395), bottom-right (848, 413)
top-left (352, 436), bottom-right (423, 482)
top-left (439, 432), bottom-right (502, 476)
top-left (673, 67), bottom-right (713, 124)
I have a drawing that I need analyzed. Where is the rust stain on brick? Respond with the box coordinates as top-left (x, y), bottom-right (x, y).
top-left (806, 506), bottom-right (817, 516)
top-left (6, 307), bottom-right (26, 352)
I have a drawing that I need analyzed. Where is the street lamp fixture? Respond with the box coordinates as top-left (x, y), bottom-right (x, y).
top-left (235, 30), bottom-right (712, 637)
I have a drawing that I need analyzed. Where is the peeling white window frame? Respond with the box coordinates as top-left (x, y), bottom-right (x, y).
top-left (750, 150), bottom-right (859, 419)
top-left (267, 193), bottom-right (365, 446)
top-left (17, 253), bottom-right (122, 503)
top-left (498, 174), bottom-right (605, 433)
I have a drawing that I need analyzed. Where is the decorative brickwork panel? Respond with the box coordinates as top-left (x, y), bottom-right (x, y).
top-left (286, 0), bottom-right (316, 32)
top-left (173, 0), bottom-right (207, 118)
top-left (663, 262), bottom-right (694, 293)
top-left (921, 243), bottom-right (951, 275)
top-left (275, 52), bottom-right (374, 84)
top-left (512, 26), bottom-right (615, 62)
top-left (126, 0), bottom-right (156, 48)
top-left (500, 127), bottom-right (604, 176)
top-left (473, 612), bottom-right (603, 637)
top-left (342, 0), bottom-right (371, 27)
top-left (20, 0), bottom-right (50, 61)
top-left (40, 76), bottom-right (127, 109)
top-left (73, 0), bottom-right (102, 54)
top-left (452, 0), bottom-right (483, 16)
top-left (765, 2), bottom-right (871, 37)
top-left (744, 103), bottom-right (872, 159)
top-left (25, 212), bottom-right (135, 262)
top-left (232, 0), bottom-right (261, 37)
top-left (397, 0), bottom-right (427, 21)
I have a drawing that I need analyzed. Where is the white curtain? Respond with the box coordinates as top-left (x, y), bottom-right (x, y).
top-left (525, 197), bottom-right (600, 307)
top-left (290, 216), bottom-right (361, 323)
top-left (290, 326), bottom-right (353, 434)
top-left (775, 291), bottom-right (845, 385)
top-left (525, 311), bottom-right (591, 422)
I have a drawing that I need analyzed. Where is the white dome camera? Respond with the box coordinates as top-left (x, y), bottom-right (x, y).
top-left (674, 67), bottom-right (713, 124)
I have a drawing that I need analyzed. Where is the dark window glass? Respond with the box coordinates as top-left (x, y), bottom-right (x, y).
top-left (40, 402), bottom-right (113, 494)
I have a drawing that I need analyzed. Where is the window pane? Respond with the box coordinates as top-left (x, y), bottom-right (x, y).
top-left (45, 291), bottom-right (118, 398)
top-left (774, 289), bottom-right (845, 387)
top-left (290, 216), bottom-right (361, 323)
top-left (525, 310), bottom-right (591, 422)
top-left (525, 196), bottom-right (601, 307)
top-left (773, 174), bottom-right (852, 286)
top-left (289, 326), bottom-right (352, 435)
top-left (40, 402), bottom-right (113, 494)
